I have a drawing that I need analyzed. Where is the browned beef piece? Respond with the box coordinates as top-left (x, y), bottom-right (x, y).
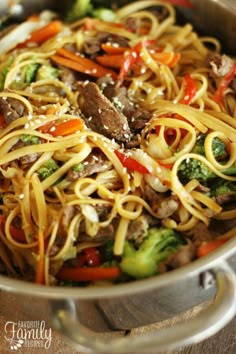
top-left (126, 213), bottom-right (159, 246)
top-left (58, 64), bottom-right (77, 89)
top-left (83, 32), bottom-right (129, 57)
top-left (0, 97), bottom-right (27, 125)
top-left (67, 150), bottom-right (110, 181)
top-left (101, 83), bottom-right (152, 131)
top-left (209, 53), bottom-right (234, 78)
top-left (77, 82), bottom-right (131, 142)
top-left (159, 242), bottom-right (196, 273)
top-left (144, 185), bottom-right (179, 219)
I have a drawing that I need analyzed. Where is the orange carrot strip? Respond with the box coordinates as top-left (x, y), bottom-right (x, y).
top-left (96, 54), bottom-right (124, 68)
top-left (101, 43), bottom-right (128, 54)
top-left (197, 238), bottom-right (229, 258)
top-left (151, 52), bottom-right (181, 68)
top-left (18, 20), bottom-right (62, 48)
top-left (55, 48), bottom-right (117, 78)
top-left (35, 230), bottom-right (45, 284)
top-left (50, 119), bottom-right (83, 137)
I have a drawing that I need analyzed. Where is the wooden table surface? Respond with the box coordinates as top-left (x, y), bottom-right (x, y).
top-left (0, 291), bottom-right (235, 354)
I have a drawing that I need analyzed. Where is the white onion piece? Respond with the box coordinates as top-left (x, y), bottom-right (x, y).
top-left (81, 204), bottom-right (99, 223)
top-left (144, 173), bottom-right (169, 193)
top-left (0, 18), bottom-right (50, 55)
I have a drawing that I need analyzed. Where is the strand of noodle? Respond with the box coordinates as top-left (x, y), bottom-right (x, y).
top-left (116, 1), bottom-right (175, 20)
top-left (46, 221), bottom-right (60, 257)
top-left (113, 201), bottom-right (136, 256)
top-left (214, 210), bottom-right (236, 220)
top-left (150, 100), bottom-right (236, 141)
top-left (218, 226), bottom-right (236, 240)
top-left (115, 195), bottom-right (143, 220)
top-left (0, 135), bottom-right (89, 165)
top-left (11, 89), bottom-right (66, 104)
top-left (200, 37), bottom-right (221, 52)
top-left (51, 214), bottom-right (81, 261)
top-left (30, 79), bottom-right (77, 105)
top-left (205, 132), bottom-right (236, 170)
top-left (0, 92), bottom-right (33, 113)
top-left (26, 151), bottom-right (54, 179)
top-left (205, 110), bottom-right (236, 129)
top-left (51, 186), bottom-right (67, 206)
top-left (175, 215), bottom-right (199, 232)
top-left (95, 23), bottom-right (136, 40)
top-left (42, 143), bottom-right (92, 190)
top-left (88, 136), bottom-right (130, 194)
top-left (5, 207), bottom-right (38, 248)
top-left (22, 179), bottom-right (35, 240)
top-left (190, 191), bottom-right (222, 214)
top-left (4, 59), bottom-right (49, 88)
top-left (31, 173), bottom-right (48, 231)
top-left (74, 178), bottom-right (117, 200)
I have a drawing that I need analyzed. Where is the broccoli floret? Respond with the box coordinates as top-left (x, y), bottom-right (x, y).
top-left (192, 134), bottom-right (227, 159)
top-left (178, 158), bottom-right (216, 183)
top-left (120, 227), bottom-right (186, 279)
top-left (36, 65), bottom-right (59, 81)
top-left (20, 134), bottom-right (40, 145)
top-left (65, 0), bottom-right (93, 22)
top-left (209, 179), bottom-right (236, 198)
top-left (24, 63), bottom-right (40, 83)
top-left (178, 134), bottom-right (228, 183)
top-left (92, 8), bottom-right (116, 21)
top-left (0, 57), bottom-right (13, 90)
top-left (72, 163), bottom-right (84, 172)
top-left (37, 159), bottom-right (59, 180)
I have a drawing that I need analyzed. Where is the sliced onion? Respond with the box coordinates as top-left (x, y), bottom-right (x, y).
top-left (144, 173), bottom-right (169, 193)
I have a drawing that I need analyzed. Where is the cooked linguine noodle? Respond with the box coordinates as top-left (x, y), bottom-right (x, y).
top-left (0, 0), bottom-right (235, 285)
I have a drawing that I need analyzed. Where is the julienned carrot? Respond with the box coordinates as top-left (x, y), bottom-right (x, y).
top-left (18, 20), bottom-right (62, 48)
top-left (57, 266), bottom-right (120, 282)
top-left (96, 54), bottom-right (124, 68)
top-left (52, 48), bottom-right (117, 78)
top-left (101, 43), bottom-right (128, 55)
top-left (50, 119), bottom-right (84, 137)
top-left (197, 238), bottom-right (229, 258)
top-left (35, 230), bottom-right (45, 284)
top-left (151, 52), bottom-right (181, 68)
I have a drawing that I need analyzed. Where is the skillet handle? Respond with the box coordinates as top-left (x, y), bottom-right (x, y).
top-left (51, 261), bottom-right (236, 353)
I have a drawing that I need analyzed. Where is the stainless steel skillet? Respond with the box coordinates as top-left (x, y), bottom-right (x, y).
top-left (0, 1), bottom-right (236, 353)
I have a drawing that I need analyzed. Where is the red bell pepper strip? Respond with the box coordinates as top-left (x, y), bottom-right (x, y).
top-left (118, 40), bottom-right (156, 82)
top-left (181, 74), bottom-right (197, 105)
top-left (0, 113), bottom-right (6, 128)
top-left (78, 247), bottom-right (101, 267)
top-left (0, 215), bottom-right (26, 243)
top-left (212, 61), bottom-right (236, 106)
top-left (115, 150), bottom-right (150, 174)
top-left (197, 238), bottom-right (229, 258)
top-left (57, 266), bottom-right (120, 282)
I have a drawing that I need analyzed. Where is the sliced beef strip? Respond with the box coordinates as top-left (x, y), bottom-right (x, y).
top-left (101, 83), bottom-right (152, 131)
top-left (209, 53), bottom-right (236, 94)
top-left (126, 213), bottom-right (159, 246)
top-left (77, 82), bottom-right (131, 142)
top-left (58, 64), bottom-right (78, 89)
top-left (0, 96), bottom-right (28, 125)
top-left (159, 242), bottom-right (196, 273)
top-left (67, 150), bottom-right (111, 182)
top-left (83, 32), bottom-right (129, 58)
top-left (144, 185), bottom-right (179, 219)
